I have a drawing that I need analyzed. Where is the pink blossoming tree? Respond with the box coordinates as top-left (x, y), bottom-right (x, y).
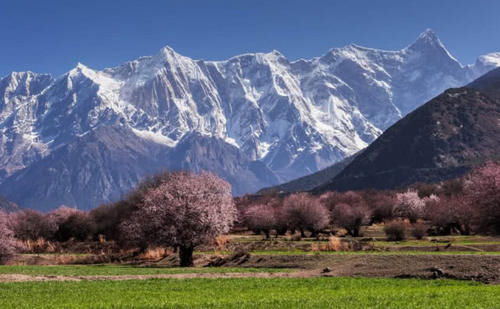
top-left (283, 193), bottom-right (330, 237)
top-left (393, 190), bottom-right (436, 223)
top-left (0, 211), bottom-right (17, 263)
top-left (244, 204), bottom-right (276, 239)
top-left (464, 161), bottom-right (500, 234)
top-left (9, 209), bottom-right (58, 241)
top-left (122, 171), bottom-right (237, 266)
top-left (332, 203), bottom-right (369, 237)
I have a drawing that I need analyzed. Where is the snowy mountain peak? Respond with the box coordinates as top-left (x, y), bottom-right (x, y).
top-left (404, 29), bottom-right (462, 70)
top-left (417, 28), bottom-right (439, 42)
top-left (408, 29), bottom-right (454, 56)
top-left (1, 71), bottom-right (53, 98)
top-left (67, 62), bottom-right (95, 78)
top-left (0, 30), bottom-right (499, 210)
top-left (157, 45), bottom-right (181, 58)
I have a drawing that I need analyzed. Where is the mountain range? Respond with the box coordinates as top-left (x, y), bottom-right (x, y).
top-left (1, 29), bottom-right (499, 210)
top-left (288, 67), bottom-right (500, 193)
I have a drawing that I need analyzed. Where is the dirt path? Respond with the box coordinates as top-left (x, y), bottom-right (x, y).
top-left (2, 254), bottom-right (499, 283)
top-left (0, 270), bottom-right (321, 282)
top-left (206, 253), bottom-right (500, 283)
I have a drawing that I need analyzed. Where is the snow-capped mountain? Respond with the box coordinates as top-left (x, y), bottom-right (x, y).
top-left (0, 29), bottom-right (499, 210)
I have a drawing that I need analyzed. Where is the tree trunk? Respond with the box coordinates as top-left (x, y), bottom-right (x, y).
top-left (352, 227), bottom-right (360, 237)
top-left (277, 227), bottom-right (287, 236)
top-left (464, 225), bottom-right (471, 235)
top-left (179, 246), bottom-right (194, 267)
top-left (300, 228), bottom-right (306, 238)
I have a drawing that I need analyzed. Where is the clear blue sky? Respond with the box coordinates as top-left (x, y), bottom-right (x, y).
top-left (1, 0), bottom-right (499, 77)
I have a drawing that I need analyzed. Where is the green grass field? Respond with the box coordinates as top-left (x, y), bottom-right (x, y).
top-left (1, 277), bottom-right (498, 308)
top-left (0, 265), bottom-right (290, 276)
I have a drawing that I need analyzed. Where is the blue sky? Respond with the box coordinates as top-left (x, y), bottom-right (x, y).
top-left (1, 0), bottom-right (499, 77)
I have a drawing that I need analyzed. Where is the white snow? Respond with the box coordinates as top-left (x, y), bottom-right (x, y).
top-left (1, 29), bottom-right (499, 183)
top-left (131, 128), bottom-right (177, 147)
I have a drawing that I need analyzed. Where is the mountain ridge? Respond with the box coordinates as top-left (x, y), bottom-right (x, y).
top-left (1, 30), bottom-right (499, 210)
top-left (313, 67), bottom-right (500, 192)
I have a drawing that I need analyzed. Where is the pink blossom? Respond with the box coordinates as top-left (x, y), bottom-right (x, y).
top-left (122, 171), bottom-right (237, 266)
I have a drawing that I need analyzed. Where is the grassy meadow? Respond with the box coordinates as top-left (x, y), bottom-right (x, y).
top-left (1, 277), bottom-right (499, 308)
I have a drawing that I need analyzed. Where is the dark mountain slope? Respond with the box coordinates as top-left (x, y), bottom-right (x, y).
top-left (468, 67), bottom-right (500, 99)
top-left (0, 195), bottom-right (19, 213)
top-left (257, 153), bottom-right (358, 194)
top-left (315, 82), bottom-right (500, 192)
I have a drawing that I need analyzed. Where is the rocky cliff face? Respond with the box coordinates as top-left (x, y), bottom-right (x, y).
top-left (0, 30), bottom-right (499, 210)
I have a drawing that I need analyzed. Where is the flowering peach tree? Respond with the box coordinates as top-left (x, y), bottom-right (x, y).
top-left (122, 171), bottom-right (236, 266)
top-left (0, 211), bottom-right (17, 263)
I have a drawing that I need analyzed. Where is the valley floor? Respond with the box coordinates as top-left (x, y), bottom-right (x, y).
top-left (2, 232), bottom-right (500, 308)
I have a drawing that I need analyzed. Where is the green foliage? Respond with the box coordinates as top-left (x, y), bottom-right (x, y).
top-left (1, 277), bottom-right (499, 308)
top-left (0, 265), bottom-right (289, 276)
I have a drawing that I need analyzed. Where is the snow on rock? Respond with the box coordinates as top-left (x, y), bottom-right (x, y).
top-left (0, 29), bottom-right (499, 203)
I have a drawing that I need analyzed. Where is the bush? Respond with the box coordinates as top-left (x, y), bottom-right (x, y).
top-left (89, 203), bottom-right (124, 241)
top-left (384, 221), bottom-right (406, 241)
top-left (55, 211), bottom-right (95, 242)
top-left (10, 210), bottom-right (57, 241)
top-left (411, 223), bottom-right (427, 240)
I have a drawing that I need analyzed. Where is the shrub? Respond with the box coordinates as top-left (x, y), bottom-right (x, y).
top-left (412, 182), bottom-right (439, 198)
top-left (55, 211), bottom-right (95, 242)
top-left (89, 203), bottom-right (123, 241)
top-left (21, 238), bottom-right (57, 254)
top-left (283, 193), bottom-right (330, 237)
top-left (87, 172), bottom-right (175, 243)
top-left (439, 178), bottom-right (465, 197)
top-left (411, 223), bottom-right (427, 240)
top-left (121, 171), bottom-right (237, 267)
top-left (49, 206), bottom-right (80, 226)
top-left (384, 221), bottom-right (406, 241)
top-left (10, 209), bottom-right (57, 241)
top-left (311, 236), bottom-right (349, 252)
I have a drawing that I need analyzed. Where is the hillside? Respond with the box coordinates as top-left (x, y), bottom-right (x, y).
top-left (258, 153), bottom-right (358, 194)
top-left (0, 195), bottom-right (19, 213)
